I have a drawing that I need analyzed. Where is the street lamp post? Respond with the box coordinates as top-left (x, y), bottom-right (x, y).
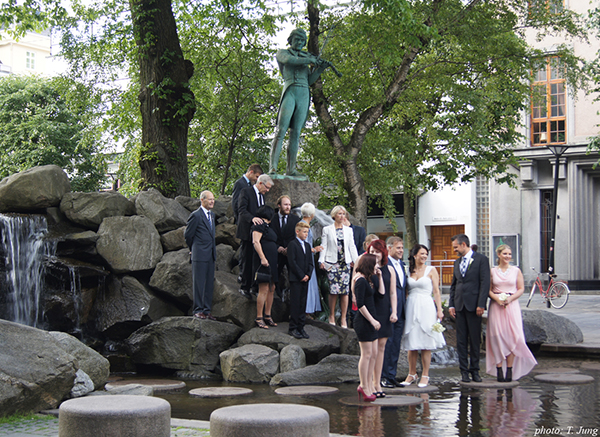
top-left (547, 144), bottom-right (569, 274)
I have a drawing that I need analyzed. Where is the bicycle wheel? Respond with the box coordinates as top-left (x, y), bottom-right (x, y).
top-left (549, 282), bottom-right (569, 309)
top-left (526, 283), bottom-right (537, 308)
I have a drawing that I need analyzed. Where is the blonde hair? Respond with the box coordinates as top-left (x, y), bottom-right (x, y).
top-left (363, 234), bottom-right (379, 251)
top-left (296, 221), bottom-right (310, 230)
top-left (496, 244), bottom-right (511, 265)
top-left (330, 205), bottom-right (347, 219)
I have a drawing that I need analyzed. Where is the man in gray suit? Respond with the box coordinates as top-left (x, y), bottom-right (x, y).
top-left (449, 234), bottom-right (490, 382)
top-left (184, 191), bottom-right (217, 320)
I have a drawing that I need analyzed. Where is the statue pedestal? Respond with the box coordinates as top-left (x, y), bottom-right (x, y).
top-left (265, 178), bottom-right (322, 208)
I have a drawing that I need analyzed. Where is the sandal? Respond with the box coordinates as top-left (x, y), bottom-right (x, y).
top-left (375, 391), bottom-right (386, 398)
top-left (263, 315), bottom-right (277, 327)
top-left (400, 374), bottom-right (418, 386)
top-left (418, 375), bottom-right (430, 388)
top-left (255, 318), bottom-right (268, 329)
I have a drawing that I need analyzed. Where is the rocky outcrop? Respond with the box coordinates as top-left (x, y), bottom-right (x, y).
top-left (96, 215), bottom-right (163, 273)
top-left (522, 310), bottom-right (584, 345)
top-left (161, 226), bottom-right (187, 252)
top-left (48, 331), bottom-right (110, 390)
top-left (175, 195), bottom-right (201, 212)
top-left (60, 191), bottom-right (136, 230)
top-left (215, 223), bottom-right (240, 249)
top-left (0, 165), bottom-right (71, 212)
top-left (148, 249), bottom-right (193, 306)
top-left (270, 354), bottom-right (359, 386)
top-left (94, 275), bottom-right (184, 338)
top-left (126, 317), bottom-right (243, 374)
top-left (216, 244), bottom-right (235, 273)
top-left (135, 189), bottom-right (190, 233)
top-left (220, 344), bottom-right (280, 383)
top-left (280, 344), bottom-right (306, 373)
top-left (0, 320), bottom-right (77, 416)
top-left (237, 324), bottom-right (340, 364)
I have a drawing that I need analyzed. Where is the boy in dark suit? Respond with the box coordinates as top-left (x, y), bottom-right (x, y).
top-left (287, 221), bottom-right (314, 339)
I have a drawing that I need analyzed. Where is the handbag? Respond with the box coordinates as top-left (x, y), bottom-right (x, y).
top-left (254, 265), bottom-right (271, 283)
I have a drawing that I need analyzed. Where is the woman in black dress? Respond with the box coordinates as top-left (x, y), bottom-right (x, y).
top-left (368, 239), bottom-right (397, 398)
top-left (352, 253), bottom-right (384, 402)
top-left (252, 205), bottom-right (278, 329)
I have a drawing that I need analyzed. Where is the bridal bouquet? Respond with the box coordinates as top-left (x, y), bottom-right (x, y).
top-left (432, 320), bottom-right (445, 333)
top-left (498, 293), bottom-right (509, 307)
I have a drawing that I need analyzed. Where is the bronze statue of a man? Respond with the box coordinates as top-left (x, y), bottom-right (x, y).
top-left (269, 28), bottom-right (332, 178)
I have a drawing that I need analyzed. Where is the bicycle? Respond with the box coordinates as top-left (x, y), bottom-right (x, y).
top-left (526, 267), bottom-right (570, 309)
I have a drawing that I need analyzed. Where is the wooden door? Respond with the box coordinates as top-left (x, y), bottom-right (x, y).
top-left (430, 225), bottom-right (464, 288)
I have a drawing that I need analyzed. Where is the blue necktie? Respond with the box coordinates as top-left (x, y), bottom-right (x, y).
top-left (460, 257), bottom-right (468, 277)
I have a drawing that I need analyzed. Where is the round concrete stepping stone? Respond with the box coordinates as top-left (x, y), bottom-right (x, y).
top-left (531, 367), bottom-right (580, 374)
top-left (210, 403), bottom-right (329, 437)
top-left (59, 395), bottom-right (170, 437)
top-left (534, 373), bottom-right (594, 385)
top-left (189, 387), bottom-right (253, 398)
top-left (274, 386), bottom-right (339, 396)
top-left (386, 385), bottom-right (439, 394)
top-left (581, 362), bottom-right (600, 371)
top-left (105, 378), bottom-right (186, 392)
top-left (460, 380), bottom-right (519, 388)
top-left (339, 395), bottom-right (423, 407)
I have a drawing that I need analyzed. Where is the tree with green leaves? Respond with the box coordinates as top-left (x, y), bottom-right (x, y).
top-left (302, 0), bottom-right (588, 234)
top-left (0, 75), bottom-right (106, 191)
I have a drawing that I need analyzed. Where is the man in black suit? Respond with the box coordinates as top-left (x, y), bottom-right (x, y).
top-left (184, 191), bottom-right (217, 320)
top-left (381, 236), bottom-right (407, 388)
top-left (449, 234), bottom-right (490, 382)
top-left (343, 216), bottom-right (366, 254)
top-left (232, 164), bottom-right (263, 224)
top-left (271, 195), bottom-right (301, 297)
top-left (287, 221), bottom-right (314, 339)
top-left (235, 174), bottom-right (274, 298)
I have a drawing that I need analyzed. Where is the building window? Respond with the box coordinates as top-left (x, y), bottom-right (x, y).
top-left (531, 57), bottom-right (566, 146)
top-left (26, 51), bottom-right (36, 69)
top-left (475, 176), bottom-right (490, 259)
top-left (529, 0), bottom-right (564, 16)
top-left (540, 189), bottom-right (553, 272)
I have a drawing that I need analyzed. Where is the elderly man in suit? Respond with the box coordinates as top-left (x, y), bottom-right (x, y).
top-left (184, 191), bottom-right (217, 320)
top-left (380, 236), bottom-right (407, 388)
top-left (236, 174), bottom-right (274, 298)
top-left (449, 234), bottom-right (491, 382)
top-left (271, 195), bottom-right (301, 298)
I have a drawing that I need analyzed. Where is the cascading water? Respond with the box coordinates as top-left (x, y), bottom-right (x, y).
top-left (0, 213), bottom-right (56, 327)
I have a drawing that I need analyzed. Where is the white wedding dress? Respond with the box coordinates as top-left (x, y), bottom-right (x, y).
top-left (402, 266), bottom-right (446, 351)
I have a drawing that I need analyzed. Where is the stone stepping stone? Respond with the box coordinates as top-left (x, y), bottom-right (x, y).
top-left (531, 367), bottom-right (580, 374)
top-left (534, 373), bottom-right (595, 385)
top-left (210, 403), bottom-right (329, 437)
top-left (581, 362), bottom-right (600, 371)
top-left (105, 378), bottom-right (186, 392)
top-left (460, 380), bottom-right (519, 389)
top-left (189, 387), bottom-right (253, 398)
top-left (386, 385), bottom-right (439, 394)
top-left (274, 386), bottom-right (339, 396)
top-left (339, 395), bottom-right (423, 407)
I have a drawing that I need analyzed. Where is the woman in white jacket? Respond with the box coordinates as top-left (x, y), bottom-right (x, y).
top-left (319, 205), bottom-right (359, 328)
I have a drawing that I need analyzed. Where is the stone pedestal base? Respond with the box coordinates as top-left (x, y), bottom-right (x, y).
top-left (265, 178), bottom-right (322, 209)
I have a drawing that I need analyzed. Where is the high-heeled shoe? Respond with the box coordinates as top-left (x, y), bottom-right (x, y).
top-left (505, 367), bottom-right (513, 382)
top-left (497, 367), bottom-right (505, 382)
top-left (357, 386), bottom-right (376, 402)
top-left (400, 374), bottom-right (418, 386)
top-left (418, 375), bottom-right (429, 388)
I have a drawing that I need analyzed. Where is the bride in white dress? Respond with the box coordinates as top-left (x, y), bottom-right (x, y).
top-left (401, 244), bottom-right (445, 388)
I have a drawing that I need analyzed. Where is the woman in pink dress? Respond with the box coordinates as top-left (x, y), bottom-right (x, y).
top-left (486, 244), bottom-right (537, 382)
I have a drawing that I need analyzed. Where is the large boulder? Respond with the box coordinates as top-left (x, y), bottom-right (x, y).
top-left (280, 344), bottom-right (306, 373)
top-left (237, 323), bottom-right (340, 364)
top-left (213, 197), bottom-right (231, 221)
top-left (0, 165), bottom-right (71, 213)
top-left (96, 215), bottom-right (163, 274)
top-left (0, 320), bottom-right (77, 416)
top-left (148, 249), bottom-right (193, 307)
top-left (60, 191), bottom-right (136, 230)
top-left (270, 354), bottom-right (359, 386)
top-left (175, 195), bottom-right (201, 212)
top-left (49, 331), bottom-right (110, 390)
top-left (522, 310), bottom-right (584, 345)
top-left (135, 189), bottom-right (191, 233)
top-left (264, 179), bottom-right (322, 208)
top-left (215, 223), bottom-right (240, 249)
top-left (220, 344), bottom-right (280, 383)
top-left (161, 226), bottom-right (187, 252)
top-left (216, 244), bottom-right (235, 273)
top-left (126, 317), bottom-right (242, 374)
top-left (94, 275), bottom-right (184, 339)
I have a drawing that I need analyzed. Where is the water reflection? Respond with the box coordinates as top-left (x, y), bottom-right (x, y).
top-left (485, 388), bottom-right (535, 437)
top-left (357, 405), bottom-right (384, 437)
top-left (456, 392), bottom-right (484, 436)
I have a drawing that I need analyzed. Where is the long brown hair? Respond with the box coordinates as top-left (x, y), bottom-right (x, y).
top-left (355, 253), bottom-right (377, 286)
top-left (408, 244), bottom-right (429, 274)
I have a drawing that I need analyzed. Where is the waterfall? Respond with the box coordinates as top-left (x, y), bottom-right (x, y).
top-left (0, 213), bottom-right (56, 327)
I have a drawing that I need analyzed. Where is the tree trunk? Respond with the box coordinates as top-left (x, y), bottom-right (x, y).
top-left (403, 190), bottom-right (417, 250)
top-left (130, 0), bottom-right (195, 197)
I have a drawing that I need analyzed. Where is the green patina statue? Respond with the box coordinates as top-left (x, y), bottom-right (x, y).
top-left (269, 28), bottom-right (335, 179)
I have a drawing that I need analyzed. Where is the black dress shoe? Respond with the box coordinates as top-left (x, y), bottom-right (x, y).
top-left (239, 288), bottom-right (251, 299)
top-left (289, 329), bottom-right (303, 339)
top-left (380, 378), bottom-right (396, 389)
top-left (300, 328), bottom-right (310, 339)
top-left (461, 371), bottom-right (471, 382)
top-left (471, 371), bottom-right (482, 382)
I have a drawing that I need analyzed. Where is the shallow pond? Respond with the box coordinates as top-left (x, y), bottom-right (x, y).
top-left (149, 357), bottom-right (600, 437)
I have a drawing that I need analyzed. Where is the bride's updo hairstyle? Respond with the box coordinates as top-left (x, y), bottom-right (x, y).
top-left (408, 244), bottom-right (429, 274)
top-left (495, 244), bottom-right (511, 265)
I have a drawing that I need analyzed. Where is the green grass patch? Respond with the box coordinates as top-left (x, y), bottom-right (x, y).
top-left (0, 413), bottom-right (55, 424)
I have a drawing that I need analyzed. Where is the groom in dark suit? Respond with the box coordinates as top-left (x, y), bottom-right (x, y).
top-left (184, 191), bottom-right (217, 320)
top-left (449, 234), bottom-right (490, 382)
